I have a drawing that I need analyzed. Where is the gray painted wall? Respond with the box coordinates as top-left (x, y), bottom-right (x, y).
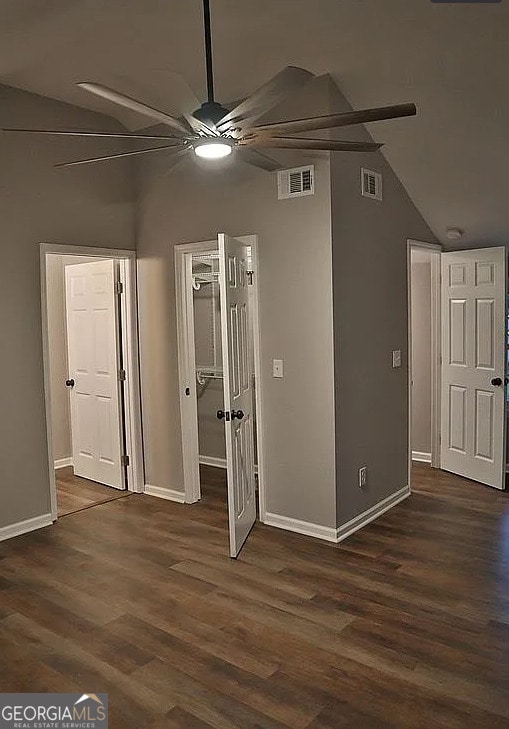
top-left (197, 380), bottom-right (226, 461)
top-left (328, 81), bottom-right (437, 526)
top-left (136, 76), bottom-right (337, 528)
top-left (411, 260), bottom-right (432, 455)
top-left (0, 84), bottom-right (135, 530)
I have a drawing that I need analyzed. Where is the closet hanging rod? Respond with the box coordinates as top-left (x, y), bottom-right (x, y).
top-left (192, 272), bottom-right (220, 290)
top-left (196, 367), bottom-right (223, 385)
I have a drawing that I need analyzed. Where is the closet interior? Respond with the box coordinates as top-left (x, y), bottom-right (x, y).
top-left (192, 253), bottom-right (226, 466)
top-left (191, 251), bottom-right (258, 476)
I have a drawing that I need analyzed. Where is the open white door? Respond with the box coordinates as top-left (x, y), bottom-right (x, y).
top-left (218, 234), bottom-right (257, 557)
top-left (65, 260), bottom-right (125, 490)
top-left (441, 247), bottom-right (506, 489)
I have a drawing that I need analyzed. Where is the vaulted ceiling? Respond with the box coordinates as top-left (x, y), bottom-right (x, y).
top-left (1, 0), bottom-right (508, 247)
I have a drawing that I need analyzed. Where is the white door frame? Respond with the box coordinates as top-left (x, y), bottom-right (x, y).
top-left (407, 239), bottom-right (442, 487)
top-left (175, 235), bottom-right (267, 520)
top-left (40, 243), bottom-right (145, 521)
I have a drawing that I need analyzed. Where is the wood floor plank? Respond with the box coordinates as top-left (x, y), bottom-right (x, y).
top-left (56, 466), bottom-right (127, 516)
top-left (2, 612), bottom-right (176, 718)
top-left (148, 707), bottom-right (216, 729)
top-left (107, 612), bottom-right (279, 679)
top-left (1, 463), bottom-right (508, 728)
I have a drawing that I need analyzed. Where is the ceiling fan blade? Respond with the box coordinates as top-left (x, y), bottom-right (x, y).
top-left (248, 137), bottom-right (382, 152)
top-left (183, 110), bottom-right (221, 137)
top-left (236, 148), bottom-right (281, 172)
top-left (251, 103), bottom-right (417, 136)
top-left (216, 66), bottom-right (314, 133)
top-left (184, 114), bottom-right (218, 137)
top-left (77, 83), bottom-right (192, 136)
top-left (2, 128), bottom-right (184, 141)
top-left (55, 142), bottom-right (187, 168)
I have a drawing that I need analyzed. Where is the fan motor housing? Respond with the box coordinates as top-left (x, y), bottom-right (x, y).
top-left (193, 101), bottom-right (229, 127)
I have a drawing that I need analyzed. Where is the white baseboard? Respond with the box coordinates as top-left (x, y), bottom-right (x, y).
top-left (54, 457), bottom-right (73, 470)
top-left (144, 484), bottom-right (186, 504)
top-left (412, 451), bottom-right (432, 463)
top-left (335, 485), bottom-right (411, 543)
top-left (199, 455), bottom-right (259, 475)
top-left (263, 512), bottom-right (338, 543)
top-left (0, 513), bottom-right (54, 543)
top-left (264, 485), bottom-right (410, 545)
top-left (199, 455), bottom-right (227, 469)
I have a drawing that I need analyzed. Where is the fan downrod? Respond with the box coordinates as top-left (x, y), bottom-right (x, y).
top-left (194, 1), bottom-right (229, 127)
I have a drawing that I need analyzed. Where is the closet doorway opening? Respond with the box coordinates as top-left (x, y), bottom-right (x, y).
top-left (408, 240), bottom-right (508, 491)
top-left (175, 234), bottom-right (266, 558)
top-left (41, 244), bottom-right (144, 521)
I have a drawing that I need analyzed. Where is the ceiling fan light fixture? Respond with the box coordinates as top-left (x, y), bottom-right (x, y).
top-left (194, 139), bottom-right (233, 160)
top-left (8, 0), bottom-right (416, 171)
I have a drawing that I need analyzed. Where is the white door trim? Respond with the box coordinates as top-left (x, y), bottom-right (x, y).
top-left (248, 237), bottom-right (267, 522)
top-left (40, 243), bottom-right (145, 522)
top-left (175, 235), bottom-right (266, 520)
top-left (407, 239), bottom-right (442, 489)
top-left (175, 239), bottom-right (217, 504)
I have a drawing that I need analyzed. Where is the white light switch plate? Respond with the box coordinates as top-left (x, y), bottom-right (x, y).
top-left (392, 350), bottom-right (402, 368)
top-left (273, 359), bottom-right (284, 378)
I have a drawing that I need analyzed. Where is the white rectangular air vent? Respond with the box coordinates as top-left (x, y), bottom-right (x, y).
top-left (361, 168), bottom-right (382, 201)
top-left (278, 165), bottom-right (315, 199)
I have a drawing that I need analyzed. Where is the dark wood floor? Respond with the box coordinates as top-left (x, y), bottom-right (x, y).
top-left (1, 463), bottom-right (508, 728)
top-left (56, 466), bottom-right (128, 517)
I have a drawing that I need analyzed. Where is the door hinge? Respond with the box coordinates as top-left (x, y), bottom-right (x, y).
top-left (121, 454), bottom-right (130, 467)
top-left (115, 281), bottom-right (124, 294)
top-left (118, 369), bottom-right (126, 381)
top-left (246, 270), bottom-right (254, 286)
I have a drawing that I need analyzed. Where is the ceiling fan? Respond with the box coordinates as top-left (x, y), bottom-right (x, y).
top-left (2, 0), bottom-right (417, 171)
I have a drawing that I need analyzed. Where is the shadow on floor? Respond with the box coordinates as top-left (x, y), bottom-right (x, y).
top-left (56, 466), bottom-right (128, 517)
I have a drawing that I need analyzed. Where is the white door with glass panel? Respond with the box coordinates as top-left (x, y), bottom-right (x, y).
top-left (441, 247), bottom-right (506, 489)
top-left (218, 234), bottom-right (257, 557)
top-left (65, 260), bottom-right (125, 490)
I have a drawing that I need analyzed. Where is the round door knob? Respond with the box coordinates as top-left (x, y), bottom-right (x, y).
top-left (65, 379), bottom-right (75, 388)
top-left (491, 377), bottom-right (503, 387)
top-left (216, 410), bottom-right (226, 420)
top-left (231, 409), bottom-right (244, 420)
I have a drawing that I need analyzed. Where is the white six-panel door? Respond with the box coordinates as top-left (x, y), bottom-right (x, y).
top-left (65, 260), bottom-right (125, 490)
top-left (441, 247), bottom-right (506, 489)
top-left (218, 234), bottom-right (257, 557)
